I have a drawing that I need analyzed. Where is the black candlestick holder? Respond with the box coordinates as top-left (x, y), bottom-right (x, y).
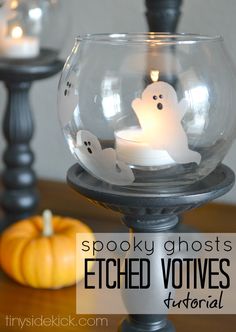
top-left (0, 50), bottom-right (64, 227)
top-left (67, 163), bottom-right (234, 332)
top-left (145, 0), bottom-right (183, 32)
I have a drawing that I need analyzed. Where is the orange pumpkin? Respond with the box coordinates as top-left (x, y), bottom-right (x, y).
top-left (0, 210), bottom-right (94, 289)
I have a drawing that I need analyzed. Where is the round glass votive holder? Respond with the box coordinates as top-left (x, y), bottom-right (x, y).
top-left (58, 33), bottom-right (236, 190)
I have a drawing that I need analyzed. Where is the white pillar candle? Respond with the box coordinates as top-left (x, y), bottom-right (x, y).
top-left (0, 26), bottom-right (40, 59)
top-left (115, 128), bottom-right (175, 167)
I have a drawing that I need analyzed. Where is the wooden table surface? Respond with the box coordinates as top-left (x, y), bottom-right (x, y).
top-left (0, 179), bottom-right (236, 331)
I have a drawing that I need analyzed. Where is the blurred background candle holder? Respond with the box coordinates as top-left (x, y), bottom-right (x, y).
top-left (0, 0), bottom-right (69, 228)
top-left (0, 0), bottom-right (68, 60)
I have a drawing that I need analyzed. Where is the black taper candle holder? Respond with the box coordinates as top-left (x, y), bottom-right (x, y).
top-left (145, 0), bottom-right (183, 32)
top-left (144, 0), bottom-right (183, 89)
top-left (67, 163), bottom-right (235, 332)
top-left (0, 50), bottom-right (64, 227)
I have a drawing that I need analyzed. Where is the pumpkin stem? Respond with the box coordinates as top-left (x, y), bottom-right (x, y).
top-left (43, 210), bottom-right (53, 237)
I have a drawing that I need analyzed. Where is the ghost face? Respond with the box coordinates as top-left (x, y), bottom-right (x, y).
top-left (141, 81), bottom-right (178, 114)
top-left (59, 72), bottom-right (79, 128)
top-left (132, 81), bottom-right (182, 139)
top-left (132, 81), bottom-right (201, 165)
top-left (76, 130), bottom-right (101, 158)
top-left (75, 130), bottom-right (135, 185)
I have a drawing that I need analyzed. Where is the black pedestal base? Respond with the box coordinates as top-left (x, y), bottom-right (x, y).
top-left (119, 316), bottom-right (175, 332)
top-left (67, 163), bottom-right (235, 332)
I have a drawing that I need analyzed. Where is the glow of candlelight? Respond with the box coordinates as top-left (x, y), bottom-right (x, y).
top-left (10, 0), bottom-right (18, 9)
top-left (150, 70), bottom-right (159, 82)
top-left (11, 26), bottom-right (23, 39)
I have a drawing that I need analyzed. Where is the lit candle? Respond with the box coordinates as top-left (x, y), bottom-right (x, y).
top-left (115, 80), bottom-right (201, 167)
top-left (0, 25), bottom-right (40, 59)
top-left (115, 128), bottom-right (175, 167)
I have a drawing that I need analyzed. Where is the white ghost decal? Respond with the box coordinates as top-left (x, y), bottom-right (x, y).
top-left (74, 130), bottom-right (135, 185)
top-left (132, 81), bottom-right (201, 165)
top-left (59, 72), bottom-right (78, 128)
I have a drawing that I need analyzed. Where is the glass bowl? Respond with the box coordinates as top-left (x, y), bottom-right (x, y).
top-left (58, 33), bottom-right (236, 190)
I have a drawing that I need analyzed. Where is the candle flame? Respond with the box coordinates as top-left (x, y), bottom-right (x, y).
top-left (150, 70), bottom-right (159, 82)
top-left (11, 26), bottom-right (23, 39)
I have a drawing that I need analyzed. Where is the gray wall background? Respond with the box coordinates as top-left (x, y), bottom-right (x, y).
top-left (0, 0), bottom-right (236, 203)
